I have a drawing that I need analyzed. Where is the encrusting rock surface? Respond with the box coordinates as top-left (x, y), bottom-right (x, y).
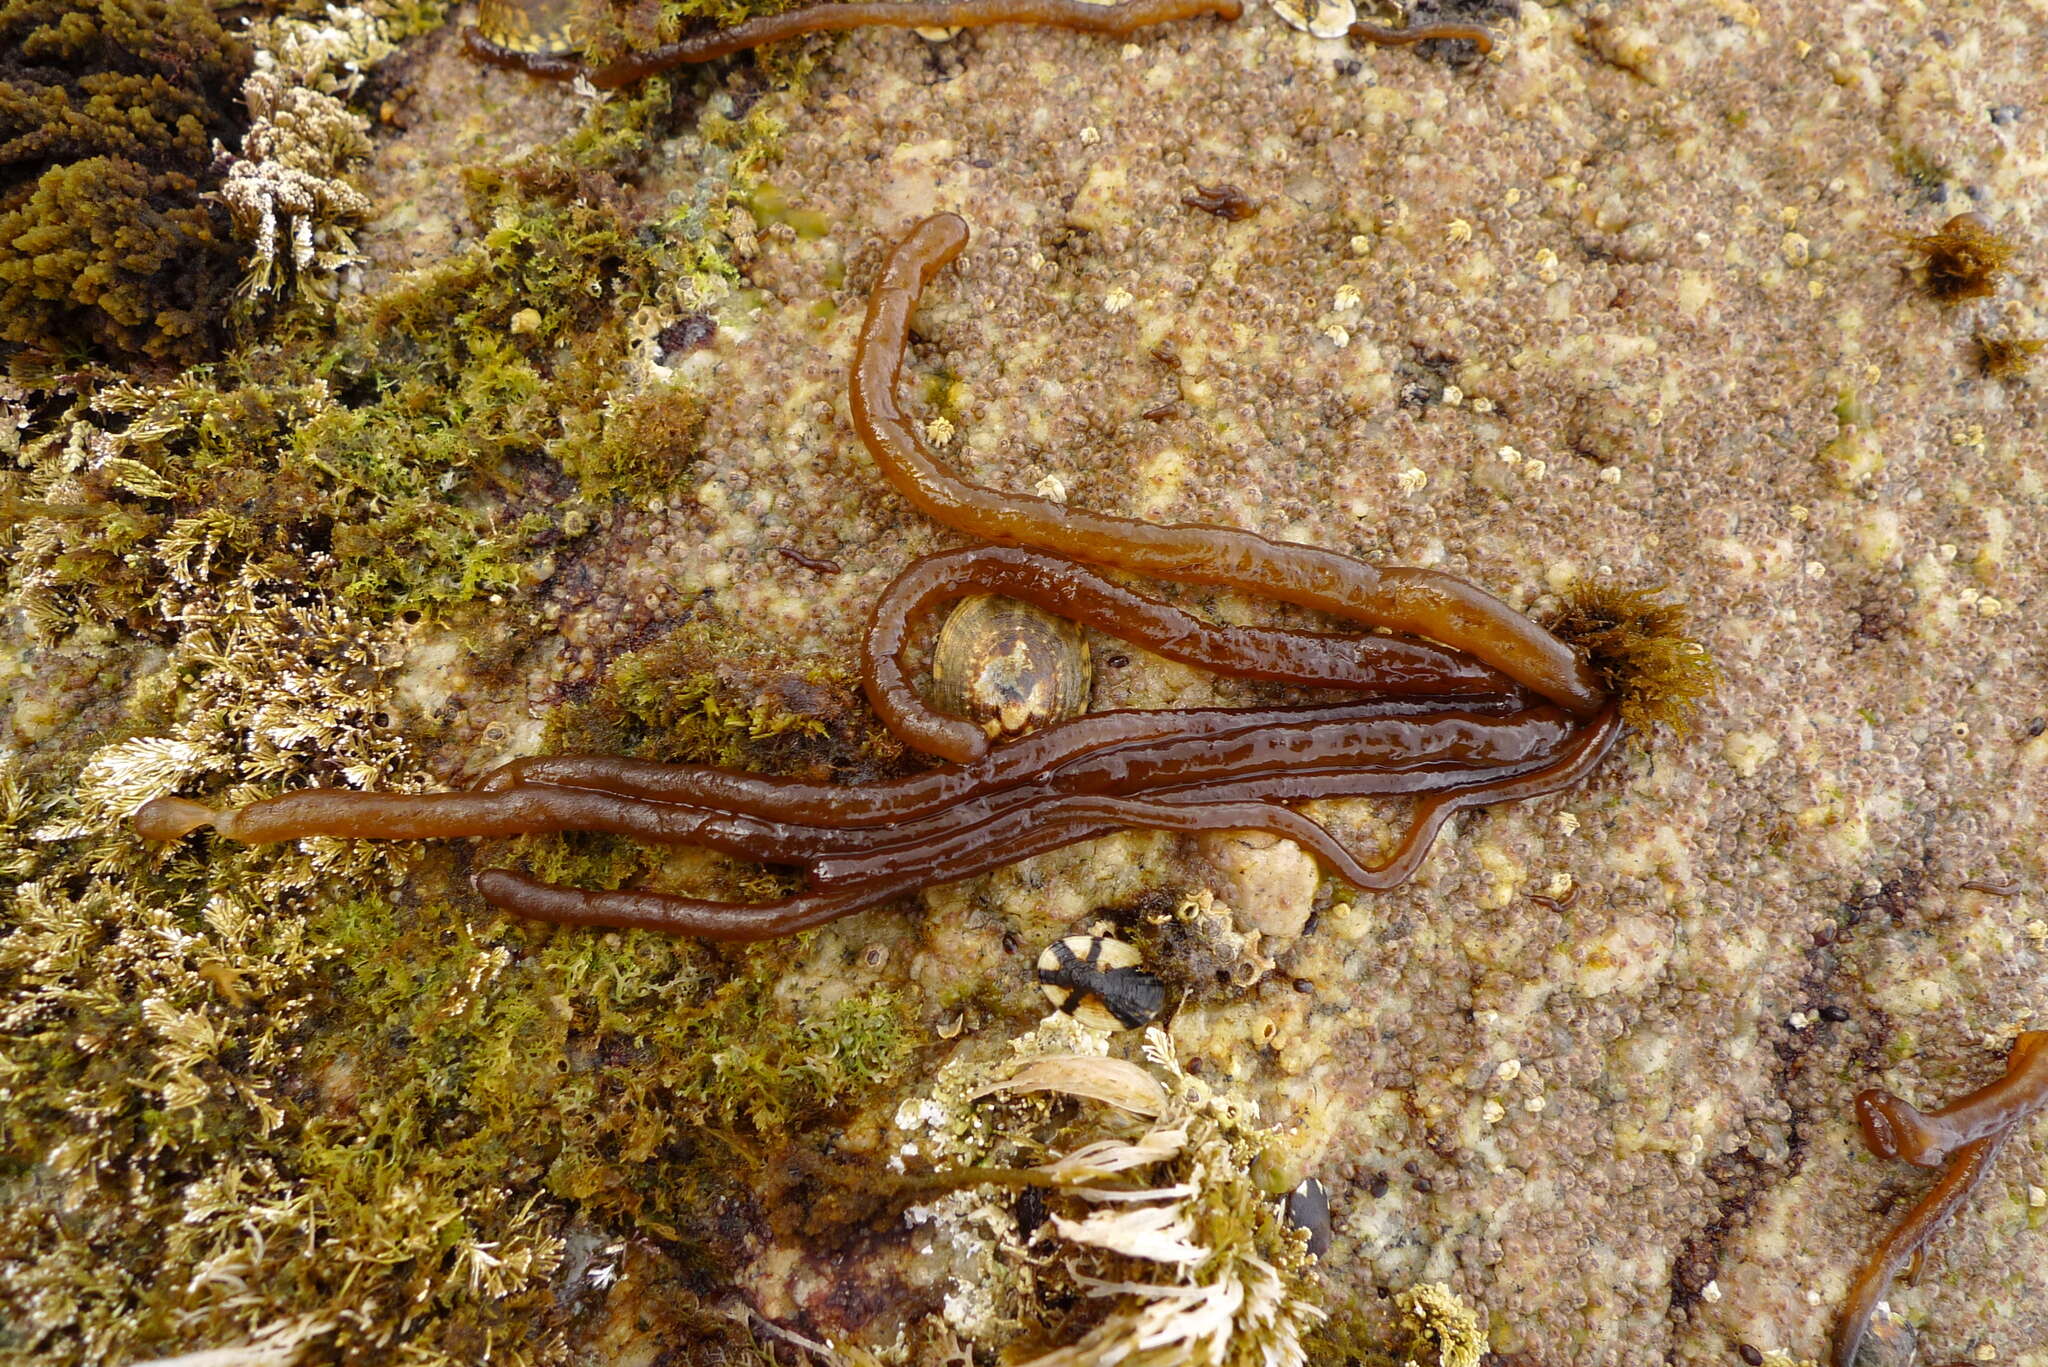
top-left (2, 1), bottom-right (2045, 1365)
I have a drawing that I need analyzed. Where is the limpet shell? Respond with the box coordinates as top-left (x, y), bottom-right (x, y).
top-left (1037, 935), bottom-right (1165, 1032)
top-left (931, 594), bottom-right (1090, 741)
top-left (1269, 0), bottom-right (1357, 40)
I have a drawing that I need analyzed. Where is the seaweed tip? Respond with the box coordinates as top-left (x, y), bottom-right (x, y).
top-left (1901, 212), bottom-right (2017, 305)
top-left (1547, 583), bottom-right (1717, 739)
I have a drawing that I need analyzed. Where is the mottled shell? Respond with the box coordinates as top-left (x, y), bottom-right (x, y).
top-left (931, 594), bottom-right (1090, 741)
top-left (1284, 1177), bottom-right (1331, 1258)
top-left (1037, 934), bottom-right (1164, 1032)
top-left (1852, 1309), bottom-right (1917, 1367)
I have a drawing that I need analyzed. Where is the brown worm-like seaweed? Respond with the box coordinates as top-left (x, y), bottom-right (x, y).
top-left (865, 544), bottom-right (1520, 761)
top-left (134, 213), bottom-right (1644, 942)
top-left (1830, 1131), bottom-right (2011, 1367)
top-left (850, 213), bottom-right (1606, 747)
top-left (1348, 21), bottom-right (1493, 56)
top-left (136, 704), bottom-right (1568, 858)
top-left (465, 707), bottom-right (1619, 938)
top-left (812, 705), bottom-right (1618, 890)
top-left (469, 696), bottom-right (1531, 818)
top-left (1832, 1029), bottom-right (2048, 1367)
top-left (467, 0), bottom-right (1243, 88)
top-left (1854, 1030), bottom-right (2048, 1167)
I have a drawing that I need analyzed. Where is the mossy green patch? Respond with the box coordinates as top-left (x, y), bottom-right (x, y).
top-left (305, 888), bottom-right (921, 1247)
top-left (0, 37), bottom-right (867, 1364)
top-left (546, 612), bottom-right (896, 771)
top-left (7, 143), bottom-right (718, 631)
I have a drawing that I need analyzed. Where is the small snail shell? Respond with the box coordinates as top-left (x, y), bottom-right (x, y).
top-left (931, 594), bottom-right (1090, 741)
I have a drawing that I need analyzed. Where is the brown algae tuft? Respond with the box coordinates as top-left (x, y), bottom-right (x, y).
top-left (1546, 583), bottom-right (1717, 737)
top-left (1900, 212), bottom-right (2017, 305)
top-left (0, 0), bottom-right (253, 367)
top-left (1975, 330), bottom-right (2043, 379)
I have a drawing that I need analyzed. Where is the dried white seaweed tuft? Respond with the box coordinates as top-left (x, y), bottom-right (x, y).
top-left (218, 10), bottom-right (386, 299)
top-left (1009, 1028), bottom-right (1325, 1367)
top-left (1396, 1282), bottom-right (1488, 1367)
top-left (899, 1018), bottom-right (1325, 1366)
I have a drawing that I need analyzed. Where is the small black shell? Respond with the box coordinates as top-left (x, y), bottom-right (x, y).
top-left (1036, 935), bottom-right (1164, 1031)
top-left (1285, 1176), bottom-right (1331, 1258)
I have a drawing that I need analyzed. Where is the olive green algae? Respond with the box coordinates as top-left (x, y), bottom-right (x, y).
top-left (0, 6), bottom-right (929, 1362)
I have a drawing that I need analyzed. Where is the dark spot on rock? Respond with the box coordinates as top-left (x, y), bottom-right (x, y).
top-left (1015, 1184), bottom-right (1047, 1240)
top-left (658, 313), bottom-right (717, 360)
top-left (1182, 184), bottom-right (1257, 221)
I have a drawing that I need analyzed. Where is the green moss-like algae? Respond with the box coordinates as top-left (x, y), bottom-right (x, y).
top-left (0, 23), bottom-right (906, 1365)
